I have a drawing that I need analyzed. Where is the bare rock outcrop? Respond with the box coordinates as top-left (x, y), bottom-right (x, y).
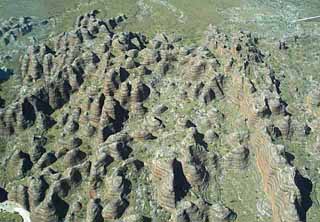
top-left (8, 185), bottom-right (29, 210)
top-left (151, 159), bottom-right (177, 211)
top-left (8, 150), bottom-right (33, 179)
top-left (0, 11), bottom-right (313, 222)
top-left (28, 176), bottom-right (49, 209)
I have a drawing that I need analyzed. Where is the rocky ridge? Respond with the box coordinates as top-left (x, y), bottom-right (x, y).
top-left (0, 16), bottom-right (48, 46)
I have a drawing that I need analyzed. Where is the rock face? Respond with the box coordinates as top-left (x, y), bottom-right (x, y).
top-left (28, 176), bottom-right (49, 209)
top-left (30, 192), bottom-right (61, 222)
top-left (0, 11), bottom-right (312, 222)
top-left (8, 150), bottom-right (33, 179)
top-left (180, 128), bottom-right (208, 191)
top-left (8, 185), bottom-right (29, 210)
top-left (86, 199), bottom-right (103, 222)
top-left (151, 159), bottom-right (177, 211)
top-left (35, 151), bottom-right (57, 169)
top-left (63, 148), bottom-right (86, 167)
top-left (223, 145), bottom-right (250, 170)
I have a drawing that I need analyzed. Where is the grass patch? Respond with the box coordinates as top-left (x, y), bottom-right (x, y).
top-left (0, 211), bottom-right (23, 222)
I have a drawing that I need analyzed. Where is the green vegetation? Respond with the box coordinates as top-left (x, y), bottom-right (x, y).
top-left (0, 211), bottom-right (23, 222)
